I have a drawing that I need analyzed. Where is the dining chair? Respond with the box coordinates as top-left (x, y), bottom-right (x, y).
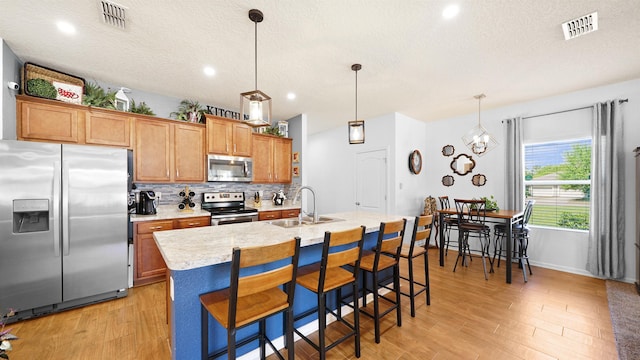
top-left (398, 215), bottom-right (433, 317)
top-left (493, 200), bottom-right (535, 282)
top-left (423, 196), bottom-right (439, 248)
top-left (359, 218), bottom-right (406, 343)
top-left (438, 196), bottom-right (458, 255)
top-left (294, 226), bottom-right (366, 359)
top-left (199, 237), bottom-right (301, 360)
top-left (453, 199), bottom-right (492, 280)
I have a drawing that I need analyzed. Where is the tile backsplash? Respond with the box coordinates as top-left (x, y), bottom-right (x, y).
top-left (135, 182), bottom-right (300, 208)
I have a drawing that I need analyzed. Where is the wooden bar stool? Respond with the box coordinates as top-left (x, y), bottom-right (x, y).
top-left (294, 226), bottom-right (366, 360)
top-left (360, 219), bottom-right (406, 343)
top-left (398, 215), bottom-right (433, 317)
top-left (199, 237), bottom-right (301, 360)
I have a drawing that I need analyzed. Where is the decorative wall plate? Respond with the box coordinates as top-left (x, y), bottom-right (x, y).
top-left (442, 175), bottom-right (454, 187)
top-left (442, 144), bottom-right (455, 157)
top-left (472, 174), bottom-right (487, 186)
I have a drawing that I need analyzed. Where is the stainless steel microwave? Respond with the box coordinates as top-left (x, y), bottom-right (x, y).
top-left (207, 154), bottom-right (253, 182)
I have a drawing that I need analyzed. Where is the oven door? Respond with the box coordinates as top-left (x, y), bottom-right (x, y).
top-left (211, 214), bottom-right (258, 226)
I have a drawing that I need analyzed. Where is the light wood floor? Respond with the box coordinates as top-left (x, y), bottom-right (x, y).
top-left (7, 250), bottom-right (618, 360)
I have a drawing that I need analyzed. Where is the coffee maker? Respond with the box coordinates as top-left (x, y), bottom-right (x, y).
top-left (137, 191), bottom-right (158, 215)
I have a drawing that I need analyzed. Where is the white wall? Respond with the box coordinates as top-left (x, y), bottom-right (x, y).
top-left (1, 38), bottom-right (21, 140)
top-left (308, 77), bottom-right (639, 281)
top-left (424, 78), bottom-right (640, 281)
top-left (308, 112), bottom-right (428, 217)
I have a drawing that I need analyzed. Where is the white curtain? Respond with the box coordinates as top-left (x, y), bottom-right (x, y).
top-left (503, 117), bottom-right (524, 212)
top-left (586, 100), bottom-right (625, 279)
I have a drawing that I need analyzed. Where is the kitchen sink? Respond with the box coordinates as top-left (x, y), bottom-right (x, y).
top-left (268, 216), bottom-right (344, 228)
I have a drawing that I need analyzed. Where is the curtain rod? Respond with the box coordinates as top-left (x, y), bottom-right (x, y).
top-left (520, 98), bottom-right (629, 120)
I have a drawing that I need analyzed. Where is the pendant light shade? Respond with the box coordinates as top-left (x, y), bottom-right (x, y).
top-left (462, 94), bottom-right (498, 156)
top-left (240, 9), bottom-right (271, 127)
top-left (348, 64), bottom-right (365, 144)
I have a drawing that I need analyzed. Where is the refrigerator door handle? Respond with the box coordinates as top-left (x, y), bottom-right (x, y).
top-left (53, 160), bottom-right (61, 257)
top-left (62, 161), bottom-right (70, 256)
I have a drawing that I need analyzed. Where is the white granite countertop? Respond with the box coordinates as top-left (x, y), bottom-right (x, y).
top-left (154, 211), bottom-right (407, 271)
top-left (130, 205), bottom-right (211, 222)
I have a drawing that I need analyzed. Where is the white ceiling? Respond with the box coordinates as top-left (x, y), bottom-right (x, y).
top-left (1, 0), bottom-right (639, 134)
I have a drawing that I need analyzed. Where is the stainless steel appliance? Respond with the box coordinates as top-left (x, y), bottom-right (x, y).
top-left (202, 192), bottom-right (258, 225)
top-left (0, 140), bottom-right (128, 322)
top-left (137, 190), bottom-right (158, 215)
top-left (207, 154), bottom-right (253, 182)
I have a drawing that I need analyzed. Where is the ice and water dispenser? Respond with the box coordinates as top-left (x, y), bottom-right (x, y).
top-left (13, 199), bottom-right (49, 233)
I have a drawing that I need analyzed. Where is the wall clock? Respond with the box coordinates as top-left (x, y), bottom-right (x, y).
top-left (409, 150), bottom-right (422, 174)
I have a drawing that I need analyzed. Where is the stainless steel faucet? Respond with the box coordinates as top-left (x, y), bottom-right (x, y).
top-left (293, 186), bottom-right (318, 224)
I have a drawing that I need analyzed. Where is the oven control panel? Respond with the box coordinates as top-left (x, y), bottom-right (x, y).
top-left (202, 192), bottom-right (245, 203)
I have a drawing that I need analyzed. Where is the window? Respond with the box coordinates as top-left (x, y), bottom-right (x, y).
top-left (524, 138), bottom-right (591, 230)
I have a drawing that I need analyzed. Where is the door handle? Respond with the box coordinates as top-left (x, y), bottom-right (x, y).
top-left (356, 202), bottom-right (360, 206)
top-left (53, 160), bottom-right (61, 257)
top-left (62, 161), bottom-right (70, 256)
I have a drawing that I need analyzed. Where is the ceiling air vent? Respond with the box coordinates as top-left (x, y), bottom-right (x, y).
top-left (562, 12), bottom-right (598, 40)
top-left (100, 0), bottom-right (127, 29)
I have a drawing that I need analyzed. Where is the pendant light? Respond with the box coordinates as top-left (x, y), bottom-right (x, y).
top-left (348, 64), bottom-right (365, 144)
top-left (240, 9), bottom-right (271, 127)
top-left (462, 94), bottom-right (497, 156)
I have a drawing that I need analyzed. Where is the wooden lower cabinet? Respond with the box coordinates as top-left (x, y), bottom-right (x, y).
top-left (258, 208), bottom-right (301, 221)
top-left (134, 216), bottom-right (210, 286)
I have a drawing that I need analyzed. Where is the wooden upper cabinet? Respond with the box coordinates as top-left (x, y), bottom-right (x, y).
top-left (174, 123), bottom-right (205, 182)
top-left (85, 109), bottom-right (133, 148)
top-left (273, 137), bottom-right (293, 183)
top-left (135, 118), bottom-right (206, 183)
top-left (206, 115), bottom-right (252, 156)
top-left (134, 119), bottom-right (172, 182)
top-left (17, 96), bottom-right (80, 143)
top-left (251, 134), bottom-right (292, 184)
top-left (252, 134), bottom-right (273, 183)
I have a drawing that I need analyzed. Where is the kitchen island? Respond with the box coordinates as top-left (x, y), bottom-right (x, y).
top-left (154, 210), bottom-right (407, 360)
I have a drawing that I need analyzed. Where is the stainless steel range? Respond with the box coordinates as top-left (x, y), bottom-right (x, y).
top-left (202, 192), bottom-right (259, 225)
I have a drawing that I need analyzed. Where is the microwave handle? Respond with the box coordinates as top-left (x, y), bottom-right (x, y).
top-left (244, 161), bottom-right (248, 175)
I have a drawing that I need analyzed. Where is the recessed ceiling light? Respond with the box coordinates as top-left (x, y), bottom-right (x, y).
top-left (56, 20), bottom-right (76, 35)
top-left (203, 66), bottom-right (216, 77)
top-left (287, 92), bottom-right (296, 100)
top-left (442, 4), bottom-right (460, 19)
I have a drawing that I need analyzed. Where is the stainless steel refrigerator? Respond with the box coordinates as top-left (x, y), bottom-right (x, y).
top-left (0, 140), bottom-right (128, 322)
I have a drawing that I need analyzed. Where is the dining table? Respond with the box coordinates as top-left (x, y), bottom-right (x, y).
top-left (438, 207), bottom-right (525, 284)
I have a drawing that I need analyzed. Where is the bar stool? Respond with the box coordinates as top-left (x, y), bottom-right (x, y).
top-left (294, 226), bottom-right (366, 360)
top-left (359, 219), bottom-right (406, 343)
top-left (199, 237), bottom-right (301, 360)
top-left (493, 200), bottom-right (535, 282)
top-left (398, 215), bottom-right (433, 317)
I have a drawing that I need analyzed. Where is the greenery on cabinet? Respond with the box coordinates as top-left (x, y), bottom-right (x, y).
top-left (26, 78), bottom-right (57, 99)
top-left (170, 99), bottom-right (206, 123)
top-left (129, 99), bottom-right (155, 116)
top-left (262, 125), bottom-right (283, 137)
top-left (82, 81), bottom-right (116, 109)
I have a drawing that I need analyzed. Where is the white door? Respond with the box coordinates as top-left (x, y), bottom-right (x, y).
top-left (355, 149), bottom-right (388, 213)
